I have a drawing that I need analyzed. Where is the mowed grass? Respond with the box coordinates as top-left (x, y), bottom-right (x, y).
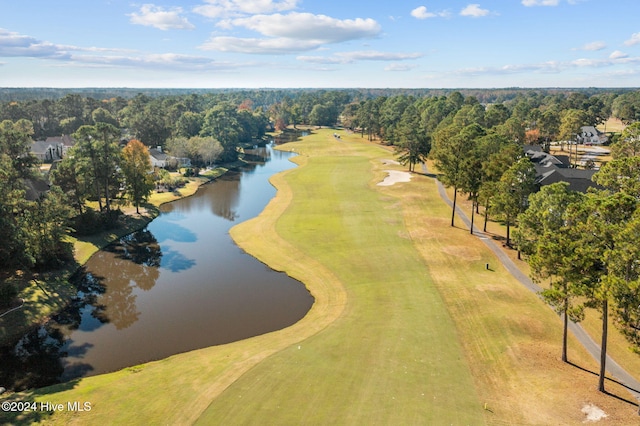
top-left (3, 129), bottom-right (638, 425)
top-left (199, 132), bottom-right (483, 424)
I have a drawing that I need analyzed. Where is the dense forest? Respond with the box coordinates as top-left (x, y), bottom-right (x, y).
top-left (2, 87), bottom-right (640, 395)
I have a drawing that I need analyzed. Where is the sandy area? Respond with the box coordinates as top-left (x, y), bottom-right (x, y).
top-left (377, 170), bottom-right (412, 186)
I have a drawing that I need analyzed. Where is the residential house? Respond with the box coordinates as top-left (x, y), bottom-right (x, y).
top-left (31, 140), bottom-right (64, 162)
top-left (577, 126), bottom-right (608, 145)
top-left (148, 146), bottom-right (191, 169)
top-left (524, 145), bottom-right (600, 193)
top-left (149, 146), bottom-right (168, 168)
top-left (45, 135), bottom-right (75, 156)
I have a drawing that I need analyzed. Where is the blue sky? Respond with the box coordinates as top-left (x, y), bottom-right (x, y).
top-left (1, 0), bottom-right (639, 88)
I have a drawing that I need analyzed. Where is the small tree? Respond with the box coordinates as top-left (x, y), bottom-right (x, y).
top-left (121, 139), bottom-right (154, 214)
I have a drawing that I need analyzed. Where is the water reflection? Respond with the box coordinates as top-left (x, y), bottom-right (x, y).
top-left (149, 215), bottom-right (198, 244)
top-left (0, 270), bottom-right (108, 390)
top-left (160, 249), bottom-right (197, 272)
top-left (0, 142), bottom-right (314, 391)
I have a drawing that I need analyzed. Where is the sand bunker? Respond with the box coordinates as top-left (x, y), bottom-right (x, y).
top-left (378, 170), bottom-right (412, 186)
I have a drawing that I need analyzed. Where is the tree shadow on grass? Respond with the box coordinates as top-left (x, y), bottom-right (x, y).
top-left (0, 378), bottom-right (82, 425)
top-left (567, 360), bottom-right (640, 409)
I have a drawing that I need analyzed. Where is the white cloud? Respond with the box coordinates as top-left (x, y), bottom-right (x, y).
top-left (201, 12), bottom-right (381, 54)
top-left (521, 0), bottom-right (560, 6)
top-left (129, 4), bottom-right (195, 31)
top-left (297, 50), bottom-right (423, 64)
top-left (455, 55), bottom-right (640, 77)
top-left (296, 55), bottom-right (344, 65)
top-left (0, 28), bottom-right (70, 59)
top-left (581, 41), bottom-right (606, 51)
top-left (572, 58), bottom-right (605, 68)
top-left (193, 0), bottom-right (299, 19)
top-left (410, 6), bottom-right (449, 19)
top-left (610, 50), bottom-right (628, 59)
top-left (72, 53), bottom-right (241, 71)
top-left (0, 28), bottom-right (252, 73)
top-left (411, 6), bottom-right (436, 19)
top-left (228, 13), bottom-right (380, 42)
top-left (460, 4), bottom-right (491, 18)
top-left (624, 32), bottom-right (640, 46)
top-left (385, 63), bottom-right (418, 72)
top-left (200, 36), bottom-right (323, 54)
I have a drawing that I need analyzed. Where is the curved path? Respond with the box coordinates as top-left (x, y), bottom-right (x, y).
top-left (424, 163), bottom-right (640, 403)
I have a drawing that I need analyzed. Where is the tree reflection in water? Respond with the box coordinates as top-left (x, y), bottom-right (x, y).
top-left (97, 230), bottom-right (163, 327)
top-left (0, 230), bottom-right (164, 390)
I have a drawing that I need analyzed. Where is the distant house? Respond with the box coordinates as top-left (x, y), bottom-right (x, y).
top-left (45, 135), bottom-right (75, 156)
top-left (31, 140), bottom-right (64, 162)
top-left (524, 145), bottom-right (600, 193)
top-left (577, 126), bottom-right (608, 145)
top-left (149, 146), bottom-right (168, 168)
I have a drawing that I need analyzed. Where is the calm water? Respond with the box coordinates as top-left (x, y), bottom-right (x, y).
top-left (1, 143), bottom-right (314, 390)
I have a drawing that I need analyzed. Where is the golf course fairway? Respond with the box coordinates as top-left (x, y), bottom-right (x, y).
top-left (5, 128), bottom-right (638, 425)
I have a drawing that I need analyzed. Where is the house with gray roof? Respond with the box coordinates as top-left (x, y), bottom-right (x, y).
top-left (149, 147), bottom-right (168, 168)
top-left (524, 145), bottom-right (600, 193)
top-left (578, 126), bottom-right (608, 145)
top-left (31, 140), bottom-right (64, 162)
top-left (46, 135), bottom-right (75, 156)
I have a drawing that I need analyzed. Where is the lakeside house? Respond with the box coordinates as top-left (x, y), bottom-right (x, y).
top-left (524, 145), bottom-right (600, 193)
top-left (149, 146), bottom-right (191, 169)
top-left (149, 146), bottom-right (168, 168)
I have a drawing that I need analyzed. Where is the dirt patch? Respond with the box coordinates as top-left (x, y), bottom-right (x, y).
top-left (582, 404), bottom-right (608, 422)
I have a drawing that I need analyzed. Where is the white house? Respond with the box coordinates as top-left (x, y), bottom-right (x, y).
top-left (149, 146), bottom-right (167, 168)
top-left (578, 126), bottom-right (608, 145)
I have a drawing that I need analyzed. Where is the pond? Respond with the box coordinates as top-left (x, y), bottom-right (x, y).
top-left (0, 141), bottom-right (314, 391)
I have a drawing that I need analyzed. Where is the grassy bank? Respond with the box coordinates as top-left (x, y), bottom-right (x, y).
top-left (0, 167), bottom-right (227, 345)
top-left (2, 130), bottom-right (638, 425)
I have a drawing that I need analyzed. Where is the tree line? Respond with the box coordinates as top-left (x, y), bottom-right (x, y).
top-left (356, 90), bottom-right (640, 398)
top-left (2, 88), bottom-right (640, 397)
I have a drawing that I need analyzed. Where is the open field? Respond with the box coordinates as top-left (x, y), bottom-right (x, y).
top-left (597, 117), bottom-right (627, 134)
top-left (2, 129), bottom-right (639, 425)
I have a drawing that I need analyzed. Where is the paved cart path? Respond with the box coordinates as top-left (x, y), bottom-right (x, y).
top-left (423, 163), bottom-right (640, 403)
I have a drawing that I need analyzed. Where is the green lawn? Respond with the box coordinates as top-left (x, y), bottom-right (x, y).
top-left (199, 135), bottom-right (483, 424)
top-left (3, 129), bottom-right (637, 425)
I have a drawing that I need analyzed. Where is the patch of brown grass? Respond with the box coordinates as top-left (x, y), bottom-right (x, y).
top-left (400, 172), bottom-right (639, 424)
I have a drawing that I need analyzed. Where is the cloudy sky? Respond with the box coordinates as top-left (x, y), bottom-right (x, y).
top-left (1, 0), bottom-right (639, 88)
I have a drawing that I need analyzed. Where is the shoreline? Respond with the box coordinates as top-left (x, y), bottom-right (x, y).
top-left (0, 166), bottom-right (229, 346)
top-left (2, 129), bottom-right (639, 424)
